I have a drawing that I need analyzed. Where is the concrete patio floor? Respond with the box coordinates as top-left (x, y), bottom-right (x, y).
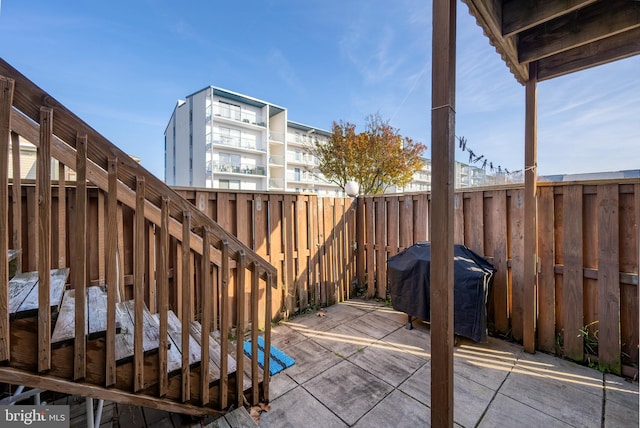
top-left (258, 298), bottom-right (639, 428)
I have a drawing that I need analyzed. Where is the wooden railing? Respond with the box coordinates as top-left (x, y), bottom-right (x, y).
top-left (355, 183), bottom-right (639, 375)
top-left (1, 58), bottom-right (277, 414)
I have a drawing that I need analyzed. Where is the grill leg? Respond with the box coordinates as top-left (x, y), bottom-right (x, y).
top-left (406, 315), bottom-right (413, 330)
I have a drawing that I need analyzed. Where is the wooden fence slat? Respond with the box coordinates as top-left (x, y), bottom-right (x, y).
top-left (537, 186), bottom-right (556, 352)
top-left (597, 184), bottom-right (621, 373)
top-left (491, 191), bottom-right (509, 333)
top-left (37, 107), bottom-right (52, 373)
top-left (365, 198), bottom-right (375, 298)
top-left (399, 196), bottom-right (413, 251)
top-left (562, 185), bottom-right (584, 361)
top-left (105, 158), bottom-right (118, 387)
top-left (413, 193), bottom-right (428, 243)
top-left (0, 76), bottom-right (14, 362)
top-left (356, 197), bottom-right (365, 288)
top-left (375, 197), bottom-right (386, 299)
top-left (134, 177), bottom-right (146, 392)
top-left (308, 195), bottom-right (319, 306)
top-left (469, 192), bottom-right (484, 254)
top-left (157, 197), bottom-right (169, 396)
top-left (297, 196), bottom-right (309, 310)
top-left (387, 197), bottom-right (399, 259)
top-left (284, 195), bottom-right (295, 314)
top-left (454, 192), bottom-right (464, 245)
top-left (510, 189), bottom-right (525, 341)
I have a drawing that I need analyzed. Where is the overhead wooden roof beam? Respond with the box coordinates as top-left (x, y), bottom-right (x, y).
top-left (518, 0), bottom-right (640, 63)
top-left (502, 0), bottom-right (598, 38)
top-left (537, 26), bottom-right (640, 81)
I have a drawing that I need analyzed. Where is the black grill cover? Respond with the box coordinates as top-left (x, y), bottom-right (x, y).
top-left (387, 242), bottom-right (495, 342)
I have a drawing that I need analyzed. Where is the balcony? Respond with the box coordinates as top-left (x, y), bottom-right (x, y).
top-left (268, 178), bottom-right (285, 189)
top-left (269, 132), bottom-right (285, 144)
top-left (212, 104), bottom-right (266, 127)
top-left (207, 162), bottom-right (266, 176)
top-left (286, 152), bottom-right (317, 165)
top-left (269, 155), bottom-right (285, 166)
top-left (208, 133), bottom-right (266, 152)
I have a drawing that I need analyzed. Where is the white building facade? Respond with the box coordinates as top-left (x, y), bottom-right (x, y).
top-left (165, 86), bottom-right (342, 195)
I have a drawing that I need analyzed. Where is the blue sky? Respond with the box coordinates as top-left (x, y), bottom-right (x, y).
top-left (1, 0), bottom-right (638, 180)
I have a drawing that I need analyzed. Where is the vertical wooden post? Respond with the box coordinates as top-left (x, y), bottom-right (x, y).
top-left (181, 210), bottom-right (191, 402)
top-left (56, 159), bottom-right (65, 269)
top-left (201, 227), bottom-right (212, 406)
top-left (430, 0), bottom-right (456, 426)
top-left (523, 62), bottom-right (538, 353)
top-left (105, 157), bottom-right (118, 387)
top-left (234, 250), bottom-right (245, 409)
top-left (219, 240), bottom-right (229, 409)
top-left (0, 76), bottom-right (14, 363)
top-left (134, 177), bottom-right (146, 392)
top-left (263, 270), bottom-right (273, 403)
top-left (251, 261), bottom-right (260, 405)
top-left (11, 132), bottom-right (22, 273)
top-left (74, 134), bottom-right (88, 380)
top-left (158, 197), bottom-right (170, 396)
top-left (37, 107), bottom-right (53, 373)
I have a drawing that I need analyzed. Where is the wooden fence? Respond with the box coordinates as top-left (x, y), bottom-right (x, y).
top-left (11, 180), bottom-right (638, 374)
top-left (356, 181), bottom-right (639, 374)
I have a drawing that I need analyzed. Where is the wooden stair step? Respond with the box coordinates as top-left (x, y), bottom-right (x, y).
top-left (188, 320), bottom-right (242, 386)
top-left (164, 310), bottom-right (202, 369)
top-left (8, 268), bottom-right (69, 319)
top-left (150, 313), bottom-right (185, 375)
top-left (211, 329), bottom-right (260, 391)
top-left (114, 300), bottom-right (162, 363)
top-left (51, 286), bottom-right (120, 344)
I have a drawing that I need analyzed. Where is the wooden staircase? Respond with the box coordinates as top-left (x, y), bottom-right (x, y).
top-left (0, 58), bottom-right (277, 419)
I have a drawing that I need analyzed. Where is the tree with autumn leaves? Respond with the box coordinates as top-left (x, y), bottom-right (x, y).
top-left (306, 113), bottom-right (426, 195)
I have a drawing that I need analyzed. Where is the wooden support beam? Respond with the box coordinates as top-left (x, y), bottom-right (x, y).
top-left (431, 0), bottom-right (456, 426)
top-left (74, 134), bottom-right (88, 380)
top-left (105, 158), bottom-right (118, 387)
top-left (0, 76), bottom-right (14, 363)
top-left (134, 177), bottom-right (146, 392)
top-left (37, 107), bottom-right (53, 373)
top-left (523, 62), bottom-right (538, 353)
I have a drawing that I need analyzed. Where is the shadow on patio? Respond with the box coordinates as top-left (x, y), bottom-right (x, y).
top-left (259, 299), bottom-right (639, 427)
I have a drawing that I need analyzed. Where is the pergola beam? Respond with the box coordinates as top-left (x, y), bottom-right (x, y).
top-left (502, 0), bottom-right (597, 37)
top-left (537, 26), bottom-right (640, 81)
top-left (518, 0), bottom-right (640, 63)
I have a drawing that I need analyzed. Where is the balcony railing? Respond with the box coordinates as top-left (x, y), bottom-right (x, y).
top-left (213, 104), bottom-right (266, 127)
top-left (268, 132), bottom-right (285, 143)
top-left (269, 155), bottom-right (285, 166)
top-left (286, 153), bottom-right (317, 165)
top-left (268, 178), bottom-right (285, 189)
top-left (208, 133), bottom-right (267, 152)
top-left (208, 162), bottom-right (266, 176)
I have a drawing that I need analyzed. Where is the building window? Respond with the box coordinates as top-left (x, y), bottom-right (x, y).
top-left (219, 179), bottom-right (240, 190)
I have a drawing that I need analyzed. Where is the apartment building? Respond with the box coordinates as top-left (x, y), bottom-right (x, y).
top-left (164, 86), bottom-right (342, 195)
